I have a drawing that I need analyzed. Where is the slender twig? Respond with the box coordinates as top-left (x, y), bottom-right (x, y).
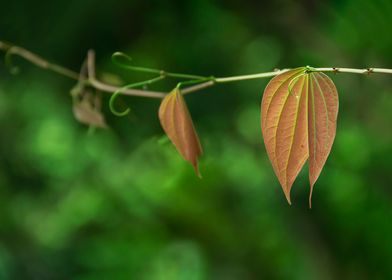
top-left (0, 41), bottom-right (80, 80)
top-left (183, 67), bottom-right (392, 94)
top-left (311, 67), bottom-right (392, 75)
top-left (112, 51), bottom-right (207, 80)
top-left (109, 74), bottom-right (165, 116)
top-left (86, 50), bottom-right (165, 98)
top-left (0, 41), bottom-right (167, 98)
top-left (214, 69), bottom-right (291, 83)
top-left (1, 41), bottom-right (392, 101)
top-left (181, 80), bottom-right (216, 95)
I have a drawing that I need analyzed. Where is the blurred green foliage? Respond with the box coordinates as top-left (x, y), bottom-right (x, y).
top-left (1, 0), bottom-right (392, 279)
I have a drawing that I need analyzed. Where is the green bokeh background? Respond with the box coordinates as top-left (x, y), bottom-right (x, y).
top-left (1, 0), bottom-right (392, 279)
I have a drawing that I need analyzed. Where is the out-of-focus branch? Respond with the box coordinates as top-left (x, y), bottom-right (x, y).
top-left (0, 41), bottom-right (80, 80)
top-left (86, 50), bottom-right (165, 98)
top-left (0, 41), bottom-right (167, 99)
top-left (1, 41), bottom-right (392, 100)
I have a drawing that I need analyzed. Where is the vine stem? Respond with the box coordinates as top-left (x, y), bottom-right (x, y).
top-left (1, 41), bottom-right (392, 100)
top-left (0, 41), bottom-right (80, 80)
top-left (86, 50), bottom-right (165, 98)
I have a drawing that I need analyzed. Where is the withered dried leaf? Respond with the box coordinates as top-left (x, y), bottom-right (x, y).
top-left (70, 61), bottom-right (107, 128)
top-left (73, 90), bottom-right (107, 128)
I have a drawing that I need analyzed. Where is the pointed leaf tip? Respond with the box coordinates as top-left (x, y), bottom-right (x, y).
top-left (159, 88), bottom-right (203, 176)
top-left (261, 68), bottom-right (308, 205)
top-left (261, 69), bottom-right (338, 206)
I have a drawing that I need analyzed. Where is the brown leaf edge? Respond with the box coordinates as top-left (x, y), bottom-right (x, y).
top-left (261, 68), bottom-right (339, 207)
top-left (158, 88), bottom-right (203, 177)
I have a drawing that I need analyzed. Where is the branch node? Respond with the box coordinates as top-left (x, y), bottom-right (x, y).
top-left (366, 68), bottom-right (374, 75)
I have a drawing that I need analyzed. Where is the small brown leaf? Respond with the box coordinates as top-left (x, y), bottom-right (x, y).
top-left (70, 61), bottom-right (107, 128)
top-left (261, 68), bottom-right (338, 206)
top-left (73, 90), bottom-right (108, 128)
top-left (159, 88), bottom-right (203, 176)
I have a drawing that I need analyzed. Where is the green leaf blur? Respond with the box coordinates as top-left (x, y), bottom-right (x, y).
top-left (0, 0), bottom-right (392, 279)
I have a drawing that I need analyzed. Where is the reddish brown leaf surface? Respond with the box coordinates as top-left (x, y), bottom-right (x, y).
top-left (261, 69), bottom-right (338, 206)
top-left (307, 72), bottom-right (339, 206)
top-left (159, 88), bottom-right (203, 176)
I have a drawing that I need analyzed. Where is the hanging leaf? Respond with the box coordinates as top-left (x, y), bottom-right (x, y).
top-left (70, 61), bottom-right (108, 128)
top-left (261, 68), bottom-right (338, 206)
top-left (72, 90), bottom-right (108, 128)
top-left (159, 88), bottom-right (203, 177)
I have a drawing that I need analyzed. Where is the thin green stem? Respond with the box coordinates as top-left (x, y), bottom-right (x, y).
top-left (176, 76), bottom-right (215, 90)
top-left (166, 72), bottom-right (207, 80)
top-left (1, 41), bottom-right (392, 101)
top-left (86, 50), bottom-right (166, 98)
top-left (112, 52), bottom-right (207, 80)
top-left (109, 75), bottom-right (165, 116)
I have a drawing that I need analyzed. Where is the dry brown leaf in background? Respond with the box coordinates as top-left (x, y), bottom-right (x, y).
top-left (159, 88), bottom-right (203, 177)
top-left (261, 68), bottom-right (338, 206)
top-left (70, 61), bottom-right (108, 129)
top-left (73, 90), bottom-right (108, 129)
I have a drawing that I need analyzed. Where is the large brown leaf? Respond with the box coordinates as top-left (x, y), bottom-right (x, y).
top-left (261, 68), bottom-right (338, 206)
top-left (307, 72), bottom-right (339, 206)
top-left (159, 88), bottom-right (203, 177)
